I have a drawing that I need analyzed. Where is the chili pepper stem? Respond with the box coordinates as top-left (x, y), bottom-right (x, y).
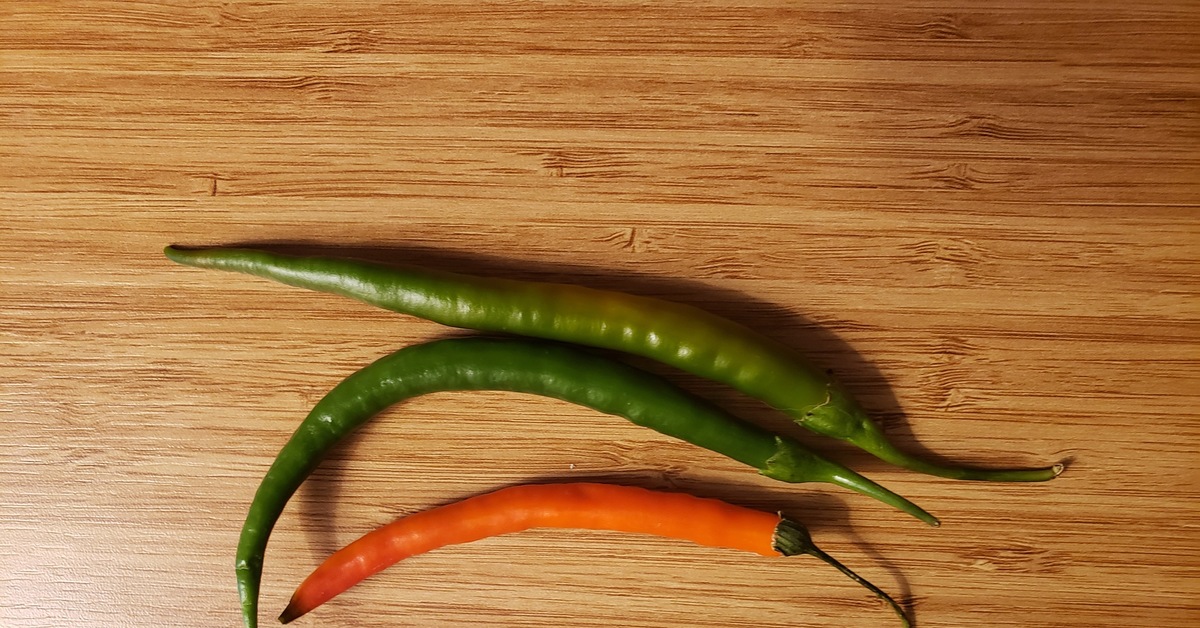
top-left (827, 469), bottom-right (941, 527)
top-left (761, 438), bottom-right (939, 526)
top-left (861, 425), bottom-right (1066, 482)
top-left (773, 519), bottom-right (912, 628)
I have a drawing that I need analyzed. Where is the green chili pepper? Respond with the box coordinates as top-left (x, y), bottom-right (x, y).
top-left (166, 245), bottom-right (1062, 485)
top-left (232, 336), bottom-right (935, 628)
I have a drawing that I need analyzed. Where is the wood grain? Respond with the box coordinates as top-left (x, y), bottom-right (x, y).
top-left (1, 2), bottom-right (1197, 627)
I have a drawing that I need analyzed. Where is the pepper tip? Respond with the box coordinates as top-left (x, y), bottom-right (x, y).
top-left (278, 600), bottom-right (303, 625)
top-left (163, 245), bottom-right (185, 262)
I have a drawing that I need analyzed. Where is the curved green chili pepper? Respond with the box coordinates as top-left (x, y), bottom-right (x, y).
top-left (232, 336), bottom-right (935, 628)
top-left (166, 245), bottom-right (1062, 484)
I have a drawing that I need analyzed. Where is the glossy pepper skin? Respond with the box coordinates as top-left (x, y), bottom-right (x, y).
top-left (279, 483), bottom-right (911, 627)
top-left (165, 245), bottom-right (1063, 483)
top-left (233, 337), bottom-right (935, 628)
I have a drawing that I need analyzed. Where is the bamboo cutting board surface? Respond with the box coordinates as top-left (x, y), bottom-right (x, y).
top-left (2, 2), bottom-right (1197, 627)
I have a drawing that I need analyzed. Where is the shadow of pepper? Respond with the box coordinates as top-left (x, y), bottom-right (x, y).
top-left (295, 429), bottom-right (362, 560)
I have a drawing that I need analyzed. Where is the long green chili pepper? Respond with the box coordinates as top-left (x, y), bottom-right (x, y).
top-left (166, 245), bottom-right (1063, 484)
top-left (231, 336), bottom-right (936, 628)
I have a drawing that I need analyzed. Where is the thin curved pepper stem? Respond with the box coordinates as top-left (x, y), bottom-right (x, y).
top-left (826, 469), bottom-right (940, 527)
top-left (773, 519), bottom-right (911, 628)
top-left (762, 438), bottom-right (939, 526)
top-left (806, 545), bottom-right (912, 628)
top-left (856, 420), bottom-right (1066, 482)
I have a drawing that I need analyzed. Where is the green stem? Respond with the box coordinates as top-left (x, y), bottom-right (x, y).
top-left (826, 468), bottom-right (941, 527)
top-left (762, 438), bottom-right (940, 527)
top-left (773, 519), bottom-right (912, 628)
top-left (862, 426), bottom-right (1065, 482)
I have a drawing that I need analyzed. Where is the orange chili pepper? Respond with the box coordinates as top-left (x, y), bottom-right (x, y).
top-left (280, 483), bottom-right (910, 626)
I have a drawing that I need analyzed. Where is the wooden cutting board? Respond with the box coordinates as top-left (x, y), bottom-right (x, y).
top-left (2, 2), bottom-right (1197, 627)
